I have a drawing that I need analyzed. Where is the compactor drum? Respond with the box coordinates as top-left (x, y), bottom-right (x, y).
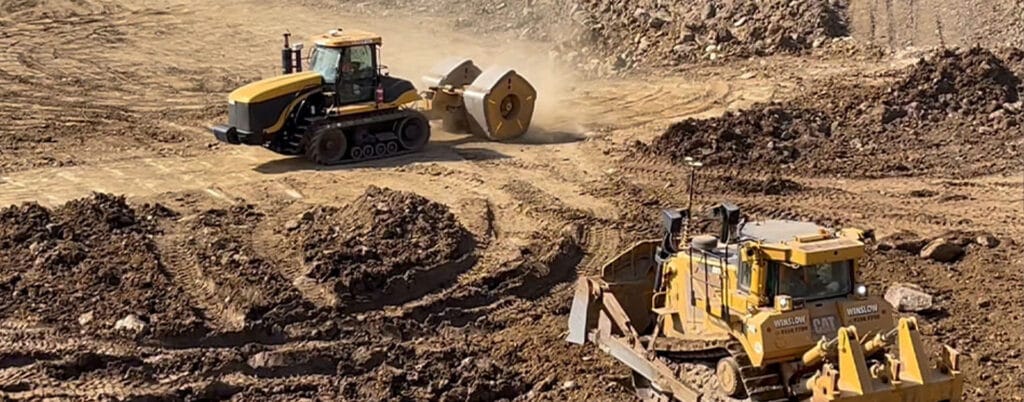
top-left (211, 30), bottom-right (536, 165)
top-left (567, 178), bottom-right (964, 401)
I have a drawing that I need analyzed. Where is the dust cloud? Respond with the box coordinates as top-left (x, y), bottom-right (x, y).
top-left (320, 12), bottom-right (589, 143)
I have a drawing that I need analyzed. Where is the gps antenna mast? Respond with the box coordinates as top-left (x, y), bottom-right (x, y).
top-left (682, 156), bottom-right (703, 240)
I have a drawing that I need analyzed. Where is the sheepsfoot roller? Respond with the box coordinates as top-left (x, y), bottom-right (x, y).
top-left (567, 201), bottom-right (964, 402)
top-left (211, 29), bottom-right (536, 166)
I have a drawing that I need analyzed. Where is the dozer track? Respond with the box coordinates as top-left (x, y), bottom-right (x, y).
top-left (301, 108), bottom-right (430, 166)
top-left (657, 342), bottom-right (789, 402)
top-left (726, 342), bottom-right (789, 402)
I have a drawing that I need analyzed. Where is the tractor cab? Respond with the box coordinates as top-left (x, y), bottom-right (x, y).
top-left (308, 29), bottom-right (383, 104)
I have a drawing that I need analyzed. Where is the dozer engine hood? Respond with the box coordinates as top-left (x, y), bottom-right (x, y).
top-left (743, 296), bottom-right (895, 366)
top-left (226, 71), bottom-right (322, 135)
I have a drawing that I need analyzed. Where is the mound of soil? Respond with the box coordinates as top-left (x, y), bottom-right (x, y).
top-left (649, 104), bottom-right (832, 167)
top-left (0, 193), bottom-right (202, 338)
top-left (294, 186), bottom-right (471, 307)
top-left (648, 46), bottom-right (1024, 178)
top-left (560, 0), bottom-right (850, 73)
top-left (884, 47), bottom-right (1020, 120)
top-left (356, 0), bottom-right (849, 75)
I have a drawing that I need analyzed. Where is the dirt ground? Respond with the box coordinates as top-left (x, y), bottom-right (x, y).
top-left (0, 0), bottom-right (1022, 401)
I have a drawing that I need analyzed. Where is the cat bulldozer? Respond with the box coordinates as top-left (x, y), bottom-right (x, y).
top-left (567, 198), bottom-right (964, 401)
top-left (211, 29), bottom-right (536, 165)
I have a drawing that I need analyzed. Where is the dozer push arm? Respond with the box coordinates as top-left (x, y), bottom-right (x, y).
top-left (808, 318), bottom-right (963, 402)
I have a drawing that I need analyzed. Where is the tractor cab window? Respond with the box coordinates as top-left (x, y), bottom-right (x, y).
top-left (310, 47), bottom-right (342, 84)
top-left (773, 260), bottom-right (852, 301)
top-left (337, 44), bottom-right (377, 104)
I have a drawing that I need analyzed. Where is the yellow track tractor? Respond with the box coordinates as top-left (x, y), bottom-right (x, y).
top-left (211, 29), bottom-right (536, 165)
top-left (567, 172), bottom-right (963, 401)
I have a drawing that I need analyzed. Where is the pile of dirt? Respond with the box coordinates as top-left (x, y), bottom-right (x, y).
top-left (561, 0), bottom-right (850, 73)
top-left (648, 104), bottom-right (832, 167)
top-left (342, 0), bottom-right (851, 75)
top-left (293, 186), bottom-right (472, 309)
top-left (882, 47), bottom-right (1020, 121)
top-left (0, 193), bottom-right (203, 338)
top-left (648, 46), bottom-right (1024, 178)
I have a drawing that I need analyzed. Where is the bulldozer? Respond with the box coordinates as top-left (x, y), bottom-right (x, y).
top-left (211, 29), bottom-right (536, 165)
top-left (567, 164), bottom-right (964, 401)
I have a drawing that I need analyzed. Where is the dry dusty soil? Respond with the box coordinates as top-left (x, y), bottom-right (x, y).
top-left (0, 0), bottom-right (1022, 401)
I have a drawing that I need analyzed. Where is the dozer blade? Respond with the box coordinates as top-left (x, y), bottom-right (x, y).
top-left (809, 318), bottom-right (964, 402)
top-left (566, 277), bottom-right (597, 345)
top-left (463, 66), bottom-right (537, 141)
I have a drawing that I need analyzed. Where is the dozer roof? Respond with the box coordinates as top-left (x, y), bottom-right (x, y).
top-left (741, 220), bottom-right (828, 244)
top-left (742, 220), bottom-right (863, 265)
top-left (313, 29), bottom-right (382, 48)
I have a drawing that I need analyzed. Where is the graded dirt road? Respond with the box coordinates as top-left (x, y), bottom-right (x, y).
top-left (0, 0), bottom-right (1022, 401)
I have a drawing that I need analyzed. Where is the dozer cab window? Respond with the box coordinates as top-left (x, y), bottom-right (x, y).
top-left (337, 44), bottom-right (377, 104)
top-left (738, 261), bottom-right (752, 292)
top-left (772, 260), bottom-right (853, 301)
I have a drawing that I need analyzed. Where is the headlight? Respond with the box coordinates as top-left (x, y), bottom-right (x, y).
top-left (855, 284), bottom-right (868, 298)
top-left (775, 295), bottom-right (793, 312)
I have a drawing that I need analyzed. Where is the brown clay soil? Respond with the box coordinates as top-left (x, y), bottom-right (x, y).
top-left (650, 46), bottom-right (1023, 178)
top-left (0, 0), bottom-right (1022, 401)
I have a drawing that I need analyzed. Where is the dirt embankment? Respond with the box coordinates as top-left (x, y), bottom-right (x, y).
top-left (0, 193), bottom-right (204, 339)
top-left (561, 0), bottom-right (850, 73)
top-left (344, 0), bottom-right (853, 75)
top-left (648, 46), bottom-right (1023, 178)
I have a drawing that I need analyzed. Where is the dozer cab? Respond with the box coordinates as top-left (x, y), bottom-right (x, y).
top-left (211, 29), bottom-right (536, 165)
top-left (567, 173), bottom-right (963, 401)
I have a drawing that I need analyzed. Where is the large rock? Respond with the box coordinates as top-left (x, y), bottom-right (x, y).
top-left (885, 283), bottom-right (934, 312)
top-left (876, 231), bottom-right (926, 254)
top-left (114, 314), bottom-right (147, 334)
top-left (975, 234), bottom-right (1000, 248)
top-left (920, 238), bottom-right (964, 262)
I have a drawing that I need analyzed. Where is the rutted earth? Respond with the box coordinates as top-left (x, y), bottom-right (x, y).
top-left (0, 0), bottom-right (1022, 401)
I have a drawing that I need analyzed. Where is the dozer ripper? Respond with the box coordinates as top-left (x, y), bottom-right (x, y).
top-left (211, 29), bottom-right (536, 165)
top-left (567, 171), bottom-right (963, 402)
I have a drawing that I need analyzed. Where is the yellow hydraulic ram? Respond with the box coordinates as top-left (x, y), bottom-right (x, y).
top-left (807, 318), bottom-right (963, 402)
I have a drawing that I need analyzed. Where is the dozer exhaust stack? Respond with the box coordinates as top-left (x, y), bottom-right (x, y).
top-left (421, 57), bottom-right (536, 141)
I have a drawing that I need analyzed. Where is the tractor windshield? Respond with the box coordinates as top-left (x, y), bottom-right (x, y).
top-left (310, 47), bottom-right (342, 84)
top-left (775, 260), bottom-right (853, 300)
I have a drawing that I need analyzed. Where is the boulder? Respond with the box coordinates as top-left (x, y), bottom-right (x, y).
top-left (920, 238), bottom-right (964, 262)
top-left (884, 283), bottom-right (933, 312)
top-left (78, 311), bottom-right (94, 326)
top-left (975, 234), bottom-right (1000, 248)
top-left (114, 314), bottom-right (147, 334)
top-left (875, 231), bottom-right (926, 254)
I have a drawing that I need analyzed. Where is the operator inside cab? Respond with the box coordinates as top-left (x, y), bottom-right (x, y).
top-left (309, 43), bottom-right (378, 104)
top-left (776, 261), bottom-right (852, 301)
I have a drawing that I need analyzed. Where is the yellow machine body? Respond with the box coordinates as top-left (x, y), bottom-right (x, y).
top-left (566, 204), bottom-right (964, 402)
top-left (212, 28), bottom-right (536, 165)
